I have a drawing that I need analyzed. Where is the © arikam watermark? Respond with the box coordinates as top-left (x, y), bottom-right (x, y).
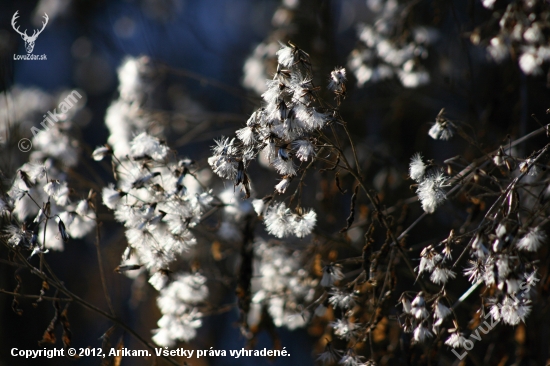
top-left (18, 90), bottom-right (83, 152)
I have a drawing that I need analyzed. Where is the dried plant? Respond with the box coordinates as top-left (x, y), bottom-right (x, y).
top-left (2, 1), bottom-right (550, 365)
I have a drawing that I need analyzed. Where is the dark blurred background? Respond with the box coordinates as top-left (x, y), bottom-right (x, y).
top-left (1, 0), bottom-right (550, 365)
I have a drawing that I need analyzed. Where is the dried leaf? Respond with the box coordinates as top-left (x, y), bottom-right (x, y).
top-left (113, 338), bottom-right (124, 366)
top-left (335, 173), bottom-right (346, 194)
top-left (320, 156), bottom-right (339, 172)
top-left (12, 274), bottom-right (23, 316)
top-left (211, 241), bottom-right (222, 261)
top-left (340, 185), bottom-right (359, 233)
top-left (115, 264), bottom-right (143, 273)
top-left (34, 280), bottom-right (50, 306)
top-left (236, 217), bottom-right (255, 336)
top-left (515, 323), bottom-right (526, 344)
top-left (60, 308), bottom-right (73, 349)
top-left (39, 299), bottom-right (60, 345)
top-left (101, 326), bottom-right (115, 366)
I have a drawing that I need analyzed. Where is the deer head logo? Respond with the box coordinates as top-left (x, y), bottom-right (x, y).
top-left (11, 11), bottom-right (49, 54)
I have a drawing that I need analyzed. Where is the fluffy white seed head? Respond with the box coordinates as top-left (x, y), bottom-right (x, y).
top-left (409, 153), bottom-right (426, 182)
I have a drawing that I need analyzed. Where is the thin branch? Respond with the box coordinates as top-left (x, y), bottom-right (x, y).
top-left (0, 289), bottom-right (72, 302)
top-left (7, 247), bottom-right (180, 366)
top-left (94, 214), bottom-right (115, 316)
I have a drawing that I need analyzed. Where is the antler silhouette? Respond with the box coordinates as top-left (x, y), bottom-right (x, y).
top-left (11, 11), bottom-right (28, 38)
top-left (11, 11), bottom-right (48, 41)
top-left (29, 13), bottom-right (49, 41)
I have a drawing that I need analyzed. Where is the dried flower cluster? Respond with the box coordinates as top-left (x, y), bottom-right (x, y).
top-left (3, 2), bottom-right (550, 365)
top-left (348, 0), bottom-right (436, 88)
top-left (3, 89), bottom-right (94, 255)
top-left (98, 132), bottom-right (212, 347)
top-left (209, 42), bottom-right (334, 238)
top-left (248, 239), bottom-right (317, 330)
top-left (395, 111), bottom-right (547, 350)
top-left (476, 0), bottom-right (550, 75)
top-left (409, 153), bottom-right (449, 214)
